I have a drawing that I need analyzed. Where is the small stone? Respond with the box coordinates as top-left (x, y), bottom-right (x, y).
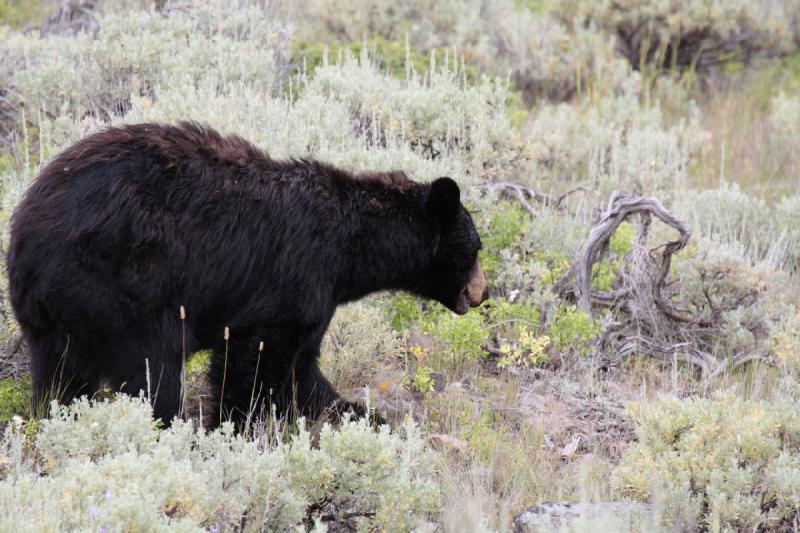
top-left (428, 371), bottom-right (446, 392)
top-left (427, 434), bottom-right (469, 457)
top-left (513, 501), bottom-right (655, 532)
top-left (561, 434), bottom-right (581, 458)
top-left (445, 381), bottom-right (464, 393)
top-left (408, 331), bottom-right (436, 351)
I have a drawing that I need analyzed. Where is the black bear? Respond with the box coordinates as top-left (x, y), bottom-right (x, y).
top-left (8, 122), bottom-right (487, 429)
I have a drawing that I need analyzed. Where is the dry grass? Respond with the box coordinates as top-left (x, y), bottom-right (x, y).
top-left (692, 63), bottom-right (800, 199)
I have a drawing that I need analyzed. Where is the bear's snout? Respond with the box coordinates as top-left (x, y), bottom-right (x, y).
top-left (466, 260), bottom-right (487, 307)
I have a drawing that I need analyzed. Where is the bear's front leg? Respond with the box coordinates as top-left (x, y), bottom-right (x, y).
top-left (207, 329), bottom-right (295, 432)
top-left (294, 359), bottom-right (386, 426)
top-left (207, 328), bottom-right (384, 432)
top-left (292, 358), bottom-right (346, 419)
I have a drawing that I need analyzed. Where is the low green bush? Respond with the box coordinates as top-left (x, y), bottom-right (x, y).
top-left (430, 311), bottom-right (491, 362)
top-left (0, 394), bottom-right (440, 531)
top-left (321, 302), bottom-right (402, 390)
top-left (616, 383), bottom-right (800, 530)
top-left (549, 304), bottom-right (600, 358)
top-left (0, 376), bottom-right (30, 424)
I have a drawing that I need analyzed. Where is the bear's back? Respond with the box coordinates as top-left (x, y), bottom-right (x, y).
top-left (6, 123), bottom-right (383, 328)
top-left (9, 123), bottom-right (317, 241)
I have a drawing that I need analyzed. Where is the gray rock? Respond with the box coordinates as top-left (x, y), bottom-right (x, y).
top-left (428, 371), bottom-right (446, 392)
top-left (513, 501), bottom-right (655, 532)
top-left (408, 331), bottom-right (437, 351)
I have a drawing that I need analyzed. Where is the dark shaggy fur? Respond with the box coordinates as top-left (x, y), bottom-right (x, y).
top-left (8, 122), bottom-right (487, 429)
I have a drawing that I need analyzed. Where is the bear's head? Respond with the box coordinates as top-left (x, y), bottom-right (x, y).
top-left (418, 177), bottom-right (488, 315)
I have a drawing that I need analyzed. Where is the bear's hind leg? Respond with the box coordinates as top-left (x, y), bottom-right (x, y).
top-left (105, 331), bottom-right (183, 426)
top-left (207, 330), bottom-right (311, 432)
top-left (205, 329), bottom-right (383, 432)
top-left (206, 334), bottom-right (274, 431)
top-left (27, 329), bottom-right (97, 415)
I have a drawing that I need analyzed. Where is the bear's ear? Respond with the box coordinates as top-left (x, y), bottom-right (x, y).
top-left (428, 177), bottom-right (460, 223)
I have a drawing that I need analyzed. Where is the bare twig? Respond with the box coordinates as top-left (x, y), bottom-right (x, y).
top-left (700, 352), bottom-right (770, 389)
top-left (479, 182), bottom-right (591, 215)
top-left (0, 336), bottom-right (28, 380)
top-left (617, 336), bottom-right (717, 375)
top-left (555, 186), bottom-right (591, 208)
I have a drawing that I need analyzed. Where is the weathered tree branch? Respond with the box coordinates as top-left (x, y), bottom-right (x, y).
top-left (550, 191), bottom-right (771, 380)
top-left (554, 191), bottom-right (691, 314)
top-left (479, 182), bottom-right (590, 215)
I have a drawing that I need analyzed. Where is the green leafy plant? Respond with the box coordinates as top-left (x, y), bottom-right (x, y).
top-left (549, 304), bottom-right (599, 357)
top-left (532, 250), bottom-right (571, 289)
top-left (0, 376), bottom-right (30, 424)
top-left (411, 366), bottom-right (435, 395)
top-left (185, 350), bottom-right (212, 375)
top-left (485, 299), bottom-right (540, 327)
top-left (428, 310), bottom-right (490, 362)
top-left (591, 220), bottom-right (635, 291)
top-left (480, 201), bottom-right (531, 280)
top-left (387, 292), bottom-right (426, 332)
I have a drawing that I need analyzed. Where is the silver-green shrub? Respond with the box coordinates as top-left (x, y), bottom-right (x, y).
top-left (103, 54), bottom-right (516, 185)
top-left (523, 92), bottom-right (709, 195)
top-left (321, 301), bottom-right (403, 391)
top-left (769, 92), bottom-right (800, 189)
top-left (3, 16), bottom-right (521, 192)
top-left (301, 51), bottom-right (518, 181)
top-left (674, 185), bottom-right (800, 272)
top-left (616, 383), bottom-right (800, 530)
top-left (472, 2), bottom-right (630, 101)
top-left (0, 395), bottom-right (439, 531)
top-left (1, 0), bottom-right (290, 122)
top-left (292, 0), bottom-right (629, 101)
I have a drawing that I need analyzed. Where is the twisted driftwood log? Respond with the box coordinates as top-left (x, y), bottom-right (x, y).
top-left (552, 191), bottom-right (765, 379)
top-left (553, 191), bottom-right (691, 315)
top-left (41, 1), bottom-right (100, 37)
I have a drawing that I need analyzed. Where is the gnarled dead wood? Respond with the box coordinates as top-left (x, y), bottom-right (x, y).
top-left (554, 191), bottom-right (691, 314)
top-left (479, 182), bottom-right (590, 215)
top-left (41, 1), bottom-right (99, 37)
top-left (552, 191), bottom-right (769, 379)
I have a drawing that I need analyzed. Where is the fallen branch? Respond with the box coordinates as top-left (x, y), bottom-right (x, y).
top-left (616, 336), bottom-right (717, 375)
top-left (546, 190), bottom-right (778, 382)
top-left (0, 336), bottom-right (27, 380)
top-left (555, 191), bottom-right (691, 313)
top-left (479, 182), bottom-right (590, 215)
top-left (552, 191), bottom-right (748, 379)
top-left (700, 352), bottom-right (770, 390)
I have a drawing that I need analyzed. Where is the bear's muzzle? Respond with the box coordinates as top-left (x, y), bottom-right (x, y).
top-left (454, 260), bottom-right (488, 314)
top-left (466, 260), bottom-right (488, 307)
